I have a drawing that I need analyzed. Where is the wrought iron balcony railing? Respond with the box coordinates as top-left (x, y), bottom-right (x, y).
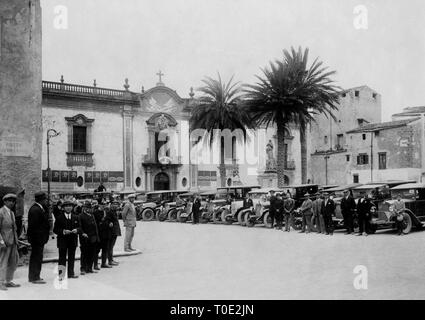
top-left (66, 152), bottom-right (94, 167)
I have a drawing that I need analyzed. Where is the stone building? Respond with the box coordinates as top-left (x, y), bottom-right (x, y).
top-left (41, 76), bottom-right (303, 193)
top-left (309, 85), bottom-right (382, 185)
top-left (0, 0), bottom-right (42, 213)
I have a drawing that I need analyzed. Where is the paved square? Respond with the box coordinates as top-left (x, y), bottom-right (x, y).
top-left (2, 222), bottom-right (424, 300)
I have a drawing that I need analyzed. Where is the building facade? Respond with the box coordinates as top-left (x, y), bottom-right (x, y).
top-left (41, 77), bottom-right (303, 193)
top-left (309, 85), bottom-right (382, 185)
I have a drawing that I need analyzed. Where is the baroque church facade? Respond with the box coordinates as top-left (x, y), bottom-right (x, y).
top-left (41, 74), bottom-right (303, 193)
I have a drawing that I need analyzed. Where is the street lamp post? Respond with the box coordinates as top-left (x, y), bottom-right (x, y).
top-left (46, 129), bottom-right (60, 212)
top-left (324, 155), bottom-right (330, 185)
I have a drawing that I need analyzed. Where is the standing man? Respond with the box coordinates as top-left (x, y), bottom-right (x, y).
top-left (92, 201), bottom-right (104, 270)
top-left (27, 191), bottom-right (50, 284)
top-left (0, 194), bottom-right (20, 290)
top-left (274, 193), bottom-right (284, 230)
top-left (393, 194), bottom-right (406, 236)
top-left (311, 193), bottom-right (320, 233)
top-left (192, 195), bottom-right (202, 224)
top-left (268, 190), bottom-right (277, 229)
top-left (299, 193), bottom-right (313, 233)
top-left (106, 201), bottom-right (121, 266)
top-left (243, 193), bottom-right (253, 209)
top-left (122, 194), bottom-right (137, 252)
top-left (322, 192), bottom-right (335, 235)
top-left (79, 201), bottom-right (100, 274)
top-left (53, 200), bottom-right (80, 279)
top-left (357, 191), bottom-right (373, 236)
top-left (340, 189), bottom-right (356, 235)
top-left (98, 203), bottom-right (114, 268)
top-left (283, 193), bottom-right (295, 232)
top-left (315, 192), bottom-right (326, 234)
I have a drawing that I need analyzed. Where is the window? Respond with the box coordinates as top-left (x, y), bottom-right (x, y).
top-left (355, 90), bottom-right (360, 97)
top-left (362, 133), bottom-right (367, 140)
top-left (135, 177), bottom-right (142, 188)
top-left (336, 134), bottom-right (344, 148)
top-left (357, 154), bottom-right (369, 165)
top-left (72, 126), bottom-right (87, 152)
top-left (375, 131), bottom-right (380, 137)
top-left (346, 155), bottom-right (350, 162)
top-left (373, 93), bottom-right (377, 99)
top-left (379, 152), bottom-right (387, 170)
top-left (324, 136), bottom-right (328, 144)
top-left (353, 174), bottom-right (359, 183)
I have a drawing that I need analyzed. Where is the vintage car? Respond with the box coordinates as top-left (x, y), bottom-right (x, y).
top-left (369, 182), bottom-right (425, 234)
top-left (218, 185), bottom-right (261, 224)
top-left (199, 190), bottom-right (226, 223)
top-left (137, 190), bottom-right (188, 221)
top-left (331, 180), bottom-right (415, 231)
top-left (166, 192), bottom-right (196, 222)
top-left (243, 188), bottom-right (284, 227)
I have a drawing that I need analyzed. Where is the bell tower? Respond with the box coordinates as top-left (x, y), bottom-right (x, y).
top-left (0, 0), bottom-right (42, 213)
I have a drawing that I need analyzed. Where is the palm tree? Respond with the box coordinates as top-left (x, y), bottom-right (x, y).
top-left (245, 47), bottom-right (341, 187)
top-left (190, 74), bottom-right (254, 187)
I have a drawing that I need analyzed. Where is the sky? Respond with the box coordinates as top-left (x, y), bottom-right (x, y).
top-left (40, 0), bottom-right (425, 121)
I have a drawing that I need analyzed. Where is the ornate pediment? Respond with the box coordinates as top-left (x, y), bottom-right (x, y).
top-left (146, 113), bottom-right (178, 128)
top-left (65, 114), bottom-right (94, 126)
top-left (139, 86), bottom-right (185, 114)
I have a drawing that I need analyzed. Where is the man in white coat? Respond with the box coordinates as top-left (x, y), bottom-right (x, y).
top-left (122, 194), bottom-right (137, 252)
top-left (0, 194), bottom-right (20, 290)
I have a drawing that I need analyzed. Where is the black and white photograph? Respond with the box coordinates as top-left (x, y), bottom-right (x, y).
top-left (1, 0), bottom-right (425, 308)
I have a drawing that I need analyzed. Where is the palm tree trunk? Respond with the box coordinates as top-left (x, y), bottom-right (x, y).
top-left (276, 121), bottom-right (286, 188)
top-left (300, 124), bottom-right (307, 184)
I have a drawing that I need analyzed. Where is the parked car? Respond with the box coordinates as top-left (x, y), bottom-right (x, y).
top-left (244, 188), bottom-right (285, 227)
top-left (370, 182), bottom-right (425, 234)
top-left (217, 185), bottom-right (261, 224)
top-left (139, 190), bottom-right (188, 221)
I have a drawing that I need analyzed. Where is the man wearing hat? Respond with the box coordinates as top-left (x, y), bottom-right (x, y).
top-left (122, 194), bottom-right (137, 252)
top-left (357, 191), bottom-right (373, 236)
top-left (322, 192), bottom-right (336, 235)
top-left (53, 199), bottom-right (80, 279)
top-left (340, 189), bottom-right (356, 235)
top-left (268, 190), bottom-right (277, 229)
top-left (79, 201), bottom-right (100, 274)
top-left (27, 191), bottom-right (51, 284)
top-left (299, 193), bottom-right (313, 233)
top-left (0, 194), bottom-right (20, 290)
top-left (312, 192), bottom-right (325, 234)
top-left (107, 201), bottom-right (122, 266)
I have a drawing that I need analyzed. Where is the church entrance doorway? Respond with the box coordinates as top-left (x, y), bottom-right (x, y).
top-left (154, 172), bottom-right (170, 191)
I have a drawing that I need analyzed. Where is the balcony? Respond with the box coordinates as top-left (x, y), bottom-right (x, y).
top-left (142, 154), bottom-right (182, 166)
top-left (66, 152), bottom-right (94, 167)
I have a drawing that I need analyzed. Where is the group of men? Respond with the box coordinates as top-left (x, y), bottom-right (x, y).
top-left (0, 191), bottom-right (139, 291)
top-left (267, 188), bottom-right (377, 236)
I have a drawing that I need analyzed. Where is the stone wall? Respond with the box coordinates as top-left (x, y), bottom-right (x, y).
top-left (0, 0), bottom-right (42, 216)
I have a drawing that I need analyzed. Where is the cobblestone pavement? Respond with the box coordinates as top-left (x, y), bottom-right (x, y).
top-left (2, 221), bottom-right (424, 300)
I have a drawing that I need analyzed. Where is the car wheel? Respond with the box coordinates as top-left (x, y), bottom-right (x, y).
top-left (142, 208), bottom-right (155, 221)
top-left (238, 210), bottom-right (247, 226)
top-left (213, 210), bottom-right (222, 223)
top-left (291, 218), bottom-right (303, 231)
top-left (246, 214), bottom-right (255, 228)
top-left (222, 209), bottom-right (232, 224)
top-left (200, 211), bottom-right (209, 223)
top-left (154, 208), bottom-right (162, 220)
top-left (263, 212), bottom-right (272, 228)
top-left (158, 211), bottom-right (167, 222)
top-left (168, 209), bottom-right (178, 222)
top-left (136, 209), bottom-right (143, 221)
top-left (402, 213), bottom-right (412, 234)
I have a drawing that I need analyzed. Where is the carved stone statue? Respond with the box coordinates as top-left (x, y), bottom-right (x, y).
top-left (157, 114), bottom-right (169, 131)
top-left (265, 139), bottom-right (277, 172)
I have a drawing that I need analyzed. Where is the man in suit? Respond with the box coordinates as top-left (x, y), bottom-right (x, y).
top-left (79, 201), bottom-right (100, 274)
top-left (243, 194), bottom-right (253, 209)
top-left (98, 202), bottom-right (114, 268)
top-left (268, 190), bottom-right (277, 229)
top-left (299, 193), bottom-right (313, 233)
top-left (92, 200), bottom-right (104, 270)
top-left (341, 189), bottom-right (356, 235)
top-left (283, 193), bottom-right (295, 232)
top-left (357, 191), bottom-right (373, 236)
top-left (322, 192), bottom-right (336, 235)
top-left (274, 193), bottom-right (284, 230)
top-left (107, 201), bottom-right (121, 266)
top-left (27, 191), bottom-right (51, 284)
top-left (312, 193), bottom-right (322, 233)
top-left (192, 195), bottom-right (202, 225)
top-left (53, 200), bottom-right (80, 279)
top-left (0, 194), bottom-right (20, 290)
top-left (122, 194), bottom-right (137, 252)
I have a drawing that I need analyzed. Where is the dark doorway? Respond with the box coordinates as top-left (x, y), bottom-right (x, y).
top-left (154, 172), bottom-right (170, 191)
